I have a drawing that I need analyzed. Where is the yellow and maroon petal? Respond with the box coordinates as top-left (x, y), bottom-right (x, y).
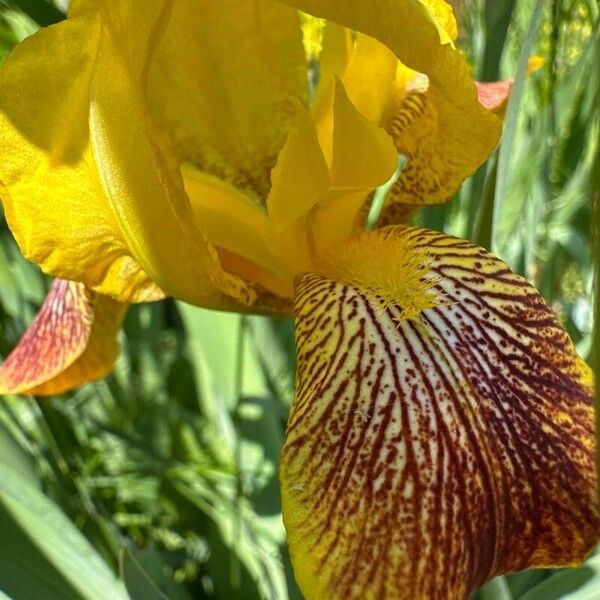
top-left (0, 279), bottom-right (126, 396)
top-left (281, 227), bottom-right (598, 600)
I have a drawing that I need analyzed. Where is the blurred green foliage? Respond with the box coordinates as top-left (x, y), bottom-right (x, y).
top-left (0, 1), bottom-right (598, 599)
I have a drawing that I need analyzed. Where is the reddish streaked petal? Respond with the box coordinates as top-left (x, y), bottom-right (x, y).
top-left (281, 227), bottom-right (598, 600)
top-left (475, 79), bottom-right (514, 114)
top-left (476, 57), bottom-right (545, 116)
top-left (0, 279), bottom-right (126, 396)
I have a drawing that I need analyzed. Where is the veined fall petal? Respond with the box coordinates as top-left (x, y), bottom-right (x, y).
top-left (281, 227), bottom-right (599, 600)
top-left (0, 279), bottom-right (126, 396)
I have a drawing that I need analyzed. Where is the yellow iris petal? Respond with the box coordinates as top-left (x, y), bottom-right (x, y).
top-left (0, 12), bottom-right (161, 303)
top-left (266, 104), bottom-right (330, 231)
top-left (184, 165), bottom-right (297, 299)
top-left (90, 0), bottom-right (254, 310)
top-left (341, 34), bottom-right (398, 125)
top-left (419, 0), bottom-right (458, 45)
top-left (312, 21), bottom-right (353, 155)
top-left (282, 0), bottom-right (502, 208)
top-left (282, 227), bottom-right (599, 600)
top-left (147, 0), bottom-right (307, 204)
top-left (306, 80), bottom-right (397, 253)
top-left (0, 280), bottom-right (125, 396)
top-left (328, 79), bottom-right (397, 190)
top-left (1, 0), bottom-right (311, 313)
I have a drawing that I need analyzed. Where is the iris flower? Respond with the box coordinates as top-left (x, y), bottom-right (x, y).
top-left (0, 1), bottom-right (597, 599)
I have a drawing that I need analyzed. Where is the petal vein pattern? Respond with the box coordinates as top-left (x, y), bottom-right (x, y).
top-left (0, 279), bottom-right (126, 395)
top-left (281, 227), bottom-right (598, 600)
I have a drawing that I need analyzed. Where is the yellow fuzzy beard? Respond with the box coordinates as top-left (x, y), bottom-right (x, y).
top-left (315, 228), bottom-right (444, 322)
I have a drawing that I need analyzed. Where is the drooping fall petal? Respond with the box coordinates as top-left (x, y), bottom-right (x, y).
top-left (0, 279), bottom-right (126, 396)
top-left (281, 227), bottom-right (598, 600)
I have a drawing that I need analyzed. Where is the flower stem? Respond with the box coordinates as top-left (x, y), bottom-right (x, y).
top-left (230, 314), bottom-right (247, 594)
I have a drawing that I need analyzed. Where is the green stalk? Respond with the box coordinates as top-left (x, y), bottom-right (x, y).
top-left (464, 0), bottom-right (515, 240)
top-left (230, 314), bottom-right (247, 594)
top-left (472, 153), bottom-right (498, 250)
top-left (4, 0), bottom-right (65, 26)
top-left (491, 0), bottom-right (544, 255)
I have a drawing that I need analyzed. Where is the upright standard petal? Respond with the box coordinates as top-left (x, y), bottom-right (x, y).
top-left (308, 79), bottom-right (398, 254)
top-left (90, 0), bottom-right (256, 310)
top-left (0, 12), bottom-right (162, 303)
top-left (147, 0), bottom-right (307, 204)
top-left (281, 227), bottom-right (598, 600)
top-left (0, 280), bottom-right (126, 396)
top-left (280, 0), bottom-right (502, 206)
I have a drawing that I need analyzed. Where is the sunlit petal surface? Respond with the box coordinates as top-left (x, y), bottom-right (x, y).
top-left (90, 1), bottom-right (257, 309)
top-left (282, 0), bottom-right (502, 208)
top-left (281, 227), bottom-right (599, 600)
top-left (0, 13), bottom-right (162, 303)
top-left (147, 0), bottom-right (307, 204)
top-left (0, 279), bottom-right (126, 395)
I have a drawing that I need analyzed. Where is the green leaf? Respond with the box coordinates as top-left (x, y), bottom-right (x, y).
top-left (518, 556), bottom-right (600, 600)
top-left (472, 153), bottom-right (498, 250)
top-left (0, 421), bottom-right (38, 488)
top-left (491, 0), bottom-right (544, 257)
top-left (0, 463), bottom-right (128, 600)
top-left (481, 0), bottom-right (516, 80)
top-left (476, 575), bottom-right (512, 600)
top-left (176, 305), bottom-right (269, 412)
top-left (3, 0), bottom-right (65, 27)
top-left (120, 549), bottom-right (168, 600)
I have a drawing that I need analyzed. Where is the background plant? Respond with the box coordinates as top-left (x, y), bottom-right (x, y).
top-left (0, 1), bottom-right (598, 599)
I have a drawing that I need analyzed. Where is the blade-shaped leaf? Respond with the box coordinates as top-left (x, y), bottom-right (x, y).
top-left (0, 463), bottom-right (128, 600)
top-left (120, 549), bottom-right (168, 600)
